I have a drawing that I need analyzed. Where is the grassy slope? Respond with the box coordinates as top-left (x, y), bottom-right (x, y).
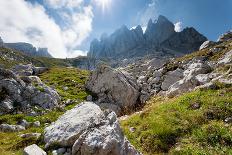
top-left (121, 84), bottom-right (232, 155)
top-left (0, 67), bottom-right (90, 154)
top-left (0, 47), bottom-right (71, 69)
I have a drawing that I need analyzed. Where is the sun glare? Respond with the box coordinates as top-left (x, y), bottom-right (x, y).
top-left (95, 0), bottom-right (111, 13)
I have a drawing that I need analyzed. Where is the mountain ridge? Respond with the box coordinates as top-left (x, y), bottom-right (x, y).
top-left (88, 15), bottom-right (207, 60)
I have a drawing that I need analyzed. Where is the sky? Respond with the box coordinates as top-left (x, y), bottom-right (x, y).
top-left (0, 0), bottom-right (231, 58)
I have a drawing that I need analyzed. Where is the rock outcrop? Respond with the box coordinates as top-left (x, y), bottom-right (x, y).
top-left (44, 102), bottom-right (141, 155)
top-left (12, 64), bottom-right (48, 76)
top-left (217, 30), bottom-right (232, 42)
top-left (86, 65), bottom-right (140, 115)
top-left (88, 15), bottom-right (206, 60)
top-left (199, 40), bottom-right (216, 50)
top-left (0, 67), bottom-right (60, 114)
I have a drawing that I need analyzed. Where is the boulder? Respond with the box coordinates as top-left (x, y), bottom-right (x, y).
top-left (199, 40), bottom-right (215, 50)
top-left (0, 124), bottom-right (25, 132)
top-left (217, 50), bottom-right (232, 65)
top-left (44, 102), bottom-right (141, 155)
top-left (161, 68), bottom-right (184, 91)
top-left (86, 65), bottom-right (140, 115)
top-left (0, 68), bottom-right (60, 114)
top-left (23, 144), bottom-right (47, 155)
top-left (12, 64), bottom-right (48, 76)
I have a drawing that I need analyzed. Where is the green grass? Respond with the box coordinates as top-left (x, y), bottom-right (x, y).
top-left (39, 67), bottom-right (90, 103)
top-left (121, 86), bottom-right (232, 155)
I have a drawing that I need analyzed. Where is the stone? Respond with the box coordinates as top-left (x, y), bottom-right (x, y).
top-left (18, 119), bottom-right (30, 128)
top-left (86, 65), bottom-right (140, 115)
top-left (57, 148), bottom-right (66, 154)
top-left (218, 50), bottom-right (232, 65)
top-left (63, 86), bottom-right (69, 91)
top-left (23, 144), bottom-right (47, 155)
top-left (161, 68), bottom-right (184, 91)
top-left (129, 127), bottom-right (136, 133)
top-left (189, 102), bottom-right (201, 110)
top-left (0, 124), bottom-right (25, 132)
top-left (44, 102), bottom-right (141, 155)
top-left (33, 121), bottom-right (41, 127)
top-left (199, 40), bottom-right (215, 50)
top-left (86, 95), bottom-right (93, 101)
top-left (0, 98), bottom-right (13, 114)
top-left (225, 117), bottom-right (232, 123)
top-left (20, 133), bottom-right (41, 139)
top-left (44, 102), bottom-right (105, 147)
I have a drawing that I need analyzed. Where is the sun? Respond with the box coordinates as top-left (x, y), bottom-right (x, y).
top-left (95, 0), bottom-right (111, 13)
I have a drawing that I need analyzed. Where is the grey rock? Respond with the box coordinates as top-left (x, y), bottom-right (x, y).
top-left (18, 119), bottom-right (30, 128)
top-left (161, 68), bottom-right (184, 91)
top-left (20, 133), bottom-right (41, 139)
top-left (199, 40), bottom-right (215, 50)
top-left (44, 102), bottom-right (141, 155)
top-left (0, 124), bottom-right (25, 132)
top-left (86, 65), bottom-right (140, 115)
top-left (23, 144), bottom-right (47, 155)
top-left (218, 50), bottom-right (232, 65)
top-left (86, 95), bottom-right (93, 101)
top-left (33, 121), bottom-right (41, 127)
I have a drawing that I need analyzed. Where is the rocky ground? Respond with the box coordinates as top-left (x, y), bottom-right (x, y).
top-left (0, 30), bottom-right (231, 155)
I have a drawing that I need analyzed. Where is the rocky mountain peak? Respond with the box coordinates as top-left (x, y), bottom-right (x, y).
top-left (88, 15), bottom-right (207, 59)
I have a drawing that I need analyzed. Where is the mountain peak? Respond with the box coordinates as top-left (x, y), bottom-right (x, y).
top-left (157, 15), bottom-right (169, 23)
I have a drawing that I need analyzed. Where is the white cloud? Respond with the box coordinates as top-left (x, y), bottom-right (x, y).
top-left (174, 21), bottom-right (183, 32)
top-left (0, 0), bottom-right (93, 58)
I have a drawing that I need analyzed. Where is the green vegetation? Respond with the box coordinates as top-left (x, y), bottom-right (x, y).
top-left (39, 67), bottom-right (90, 103)
top-left (121, 85), bottom-right (232, 155)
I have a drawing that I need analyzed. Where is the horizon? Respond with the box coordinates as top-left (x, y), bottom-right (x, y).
top-left (0, 0), bottom-right (231, 58)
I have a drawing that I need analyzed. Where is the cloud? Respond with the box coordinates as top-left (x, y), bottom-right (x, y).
top-left (174, 21), bottom-right (183, 32)
top-left (0, 0), bottom-right (93, 58)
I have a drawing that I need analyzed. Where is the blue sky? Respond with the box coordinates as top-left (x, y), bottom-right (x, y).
top-left (0, 0), bottom-right (231, 58)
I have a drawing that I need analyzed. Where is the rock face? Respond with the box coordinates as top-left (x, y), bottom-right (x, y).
top-left (0, 67), bottom-right (60, 114)
top-left (4, 42), bottom-right (52, 58)
top-left (86, 65), bottom-right (140, 115)
top-left (23, 144), bottom-right (47, 155)
top-left (88, 15), bottom-right (206, 60)
top-left (44, 102), bottom-right (141, 155)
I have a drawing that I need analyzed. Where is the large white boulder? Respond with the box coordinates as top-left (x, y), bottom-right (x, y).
top-left (23, 144), bottom-right (47, 155)
top-left (86, 65), bottom-right (140, 115)
top-left (44, 102), bottom-right (141, 155)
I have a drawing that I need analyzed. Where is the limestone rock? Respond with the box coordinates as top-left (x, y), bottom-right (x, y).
top-left (0, 124), bottom-right (25, 132)
top-left (199, 40), bottom-right (215, 50)
top-left (218, 50), bottom-right (232, 65)
top-left (161, 68), bottom-right (184, 91)
top-left (0, 67), bottom-right (60, 114)
top-left (23, 144), bottom-right (47, 155)
top-left (86, 65), bottom-right (140, 115)
top-left (44, 102), bottom-right (141, 155)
